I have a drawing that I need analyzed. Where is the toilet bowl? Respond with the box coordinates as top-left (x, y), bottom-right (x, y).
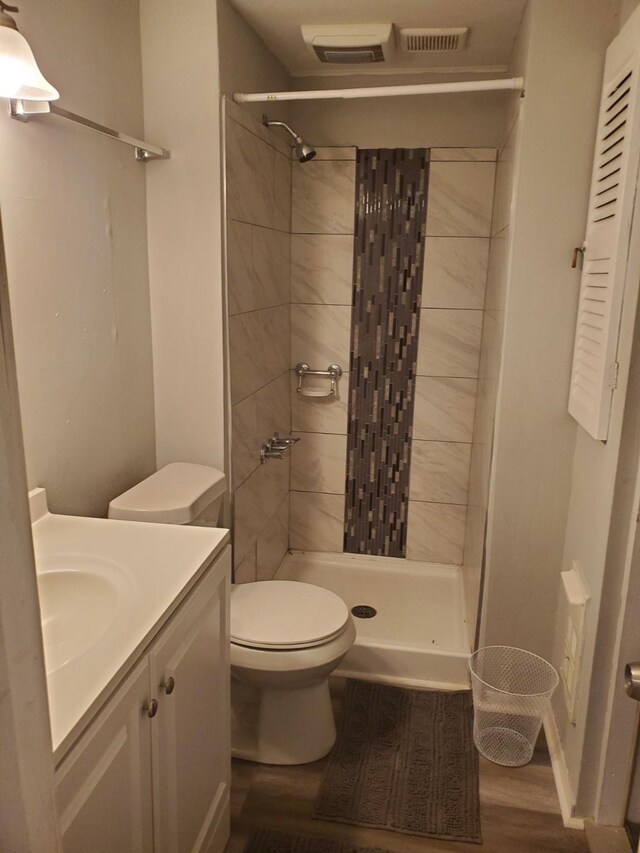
top-left (230, 580), bottom-right (356, 765)
top-left (108, 463), bottom-right (356, 766)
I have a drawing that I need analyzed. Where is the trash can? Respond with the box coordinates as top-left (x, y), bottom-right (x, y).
top-left (469, 645), bottom-right (559, 767)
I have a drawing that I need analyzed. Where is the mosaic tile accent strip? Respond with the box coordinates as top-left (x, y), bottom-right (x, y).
top-left (344, 149), bottom-right (430, 557)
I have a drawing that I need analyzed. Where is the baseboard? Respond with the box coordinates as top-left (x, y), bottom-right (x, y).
top-left (544, 712), bottom-right (584, 830)
top-left (584, 820), bottom-right (631, 853)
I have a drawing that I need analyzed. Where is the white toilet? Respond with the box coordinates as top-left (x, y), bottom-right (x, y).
top-left (109, 462), bottom-right (356, 766)
top-left (230, 579), bottom-right (355, 764)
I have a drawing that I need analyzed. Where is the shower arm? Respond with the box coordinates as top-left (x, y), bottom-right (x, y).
top-left (262, 117), bottom-right (302, 144)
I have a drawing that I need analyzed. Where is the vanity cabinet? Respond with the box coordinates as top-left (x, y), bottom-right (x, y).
top-left (55, 548), bottom-right (230, 853)
top-left (55, 660), bottom-right (154, 852)
top-left (149, 558), bottom-right (229, 853)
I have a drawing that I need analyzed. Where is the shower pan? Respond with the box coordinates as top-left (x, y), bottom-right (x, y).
top-left (276, 551), bottom-right (470, 689)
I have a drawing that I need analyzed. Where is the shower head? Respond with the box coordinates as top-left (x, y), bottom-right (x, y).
top-left (262, 116), bottom-right (317, 163)
top-left (296, 140), bottom-right (316, 162)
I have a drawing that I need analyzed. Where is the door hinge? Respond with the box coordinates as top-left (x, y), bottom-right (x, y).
top-left (608, 361), bottom-right (620, 389)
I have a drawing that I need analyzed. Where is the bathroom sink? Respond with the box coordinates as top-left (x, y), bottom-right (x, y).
top-left (36, 557), bottom-right (130, 674)
top-left (29, 486), bottom-right (229, 757)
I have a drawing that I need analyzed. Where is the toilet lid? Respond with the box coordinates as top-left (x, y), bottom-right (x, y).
top-left (230, 581), bottom-right (349, 650)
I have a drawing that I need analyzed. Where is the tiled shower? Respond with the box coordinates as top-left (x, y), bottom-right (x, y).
top-left (226, 101), bottom-right (292, 584)
top-left (224, 97), bottom-right (498, 611)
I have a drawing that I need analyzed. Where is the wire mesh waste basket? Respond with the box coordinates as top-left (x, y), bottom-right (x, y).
top-left (469, 645), bottom-right (559, 767)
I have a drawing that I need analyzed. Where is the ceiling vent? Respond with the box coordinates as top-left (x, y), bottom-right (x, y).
top-left (301, 23), bottom-right (395, 65)
top-left (399, 27), bottom-right (469, 53)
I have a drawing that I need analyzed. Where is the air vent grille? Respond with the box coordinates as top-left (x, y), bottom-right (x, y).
top-left (313, 44), bottom-right (384, 64)
top-left (407, 33), bottom-right (459, 52)
top-left (399, 27), bottom-right (469, 53)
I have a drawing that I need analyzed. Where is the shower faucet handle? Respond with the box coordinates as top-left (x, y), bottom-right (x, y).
top-left (260, 434), bottom-right (300, 464)
top-left (260, 442), bottom-right (284, 463)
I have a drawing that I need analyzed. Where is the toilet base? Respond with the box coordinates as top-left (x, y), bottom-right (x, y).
top-left (231, 677), bottom-right (336, 765)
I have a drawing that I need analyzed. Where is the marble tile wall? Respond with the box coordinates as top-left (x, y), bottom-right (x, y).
top-left (289, 146), bottom-right (496, 566)
top-left (225, 99), bottom-right (292, 583)
top-left (289, 147), bottom-right (356, 553)
top-left (225, 106), bottom-right (500, 577)
top-left (408, 149), bottom-right (495, 565)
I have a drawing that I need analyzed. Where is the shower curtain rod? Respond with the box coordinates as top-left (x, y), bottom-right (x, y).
top-left (234, 76), bottom-right (524, 104)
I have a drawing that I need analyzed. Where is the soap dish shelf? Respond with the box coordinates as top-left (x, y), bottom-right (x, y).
top-left (295, 362), bottom-right (343, 397)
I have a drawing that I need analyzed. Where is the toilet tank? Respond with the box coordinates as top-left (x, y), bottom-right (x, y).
top-left (108, 463), bottom-right (227, 527)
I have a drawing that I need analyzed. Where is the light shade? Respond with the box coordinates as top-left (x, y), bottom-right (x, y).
top-left (0, 24), bottom-right (58, 100)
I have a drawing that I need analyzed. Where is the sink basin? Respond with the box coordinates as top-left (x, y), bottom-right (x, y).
top-left (37, 557), bottom-right (130, 674)
top-left (29, 486), bottom-right (229, 757)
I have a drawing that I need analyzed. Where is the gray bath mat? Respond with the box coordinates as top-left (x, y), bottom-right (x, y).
top-left (243, 828), bottom-right (392, 852)
top-left (314, 680), bottom-right (481, 844)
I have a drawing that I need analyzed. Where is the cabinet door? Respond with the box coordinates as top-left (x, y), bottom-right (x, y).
top-left (55, 660), bottom-right (153, 853)
top-left (149, 550), bottom-right (231, 853)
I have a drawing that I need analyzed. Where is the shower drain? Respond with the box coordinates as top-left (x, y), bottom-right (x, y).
top-left (351, 604), bottom-right (377, 619)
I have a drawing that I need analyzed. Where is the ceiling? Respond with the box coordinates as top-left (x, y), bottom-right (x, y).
top-left (228, 0), bottom-right (528, 78)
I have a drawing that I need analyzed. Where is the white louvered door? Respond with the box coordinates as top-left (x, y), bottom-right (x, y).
top-left (569, 14), bottom-right (640, 440)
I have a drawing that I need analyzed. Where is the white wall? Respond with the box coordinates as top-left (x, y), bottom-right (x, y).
top-left (291, 73), bottom-right (510, 149)
top-left (142, 0), bottom-right (289, 476)
top-left (550, 2), bottom-right (640, 818)
top-left (141, 0), bottom-right (225, 472)
top-left (480, 0), bottom-right (618, 664)
top-left (620, 0), bottom-right (640, 27)
top-left (463, 104), bottom-right (521, 641)
top-left (0, 216), bottom-right (61, 851)
top-left (218, 0), bottom-right (292, 124)
top-left (573, 272), bottom-right (640, 823)
top-left (0, 0), bottom-right (156, 517)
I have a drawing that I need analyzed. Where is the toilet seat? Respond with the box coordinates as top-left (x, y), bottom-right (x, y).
top-left (230, 581), bottom-right (349, 650)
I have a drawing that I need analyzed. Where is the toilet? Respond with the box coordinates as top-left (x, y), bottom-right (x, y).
top-left (108, 462), bottom-right (356, 766)
top-left (230, 579), bottom-right (355, 764)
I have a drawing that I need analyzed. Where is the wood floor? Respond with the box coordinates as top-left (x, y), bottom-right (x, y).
top-left (225, 680), bottom-right (589, 853)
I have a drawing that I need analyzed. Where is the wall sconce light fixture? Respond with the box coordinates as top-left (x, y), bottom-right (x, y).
top-left (0, 1), bottom-right (58, 101)
top-left (2, 2), bottom-right (169, 161)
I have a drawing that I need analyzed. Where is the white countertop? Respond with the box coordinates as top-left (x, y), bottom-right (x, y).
top-left (30, 489), bottom-right (229, 763)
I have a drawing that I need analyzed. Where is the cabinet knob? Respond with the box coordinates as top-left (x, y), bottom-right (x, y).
top-left (143, 698), bottom-right (158, 718)
top-left (625, 662), bottom-right (640, 700)
top-left (161, 676), bottom-right (176, 695)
